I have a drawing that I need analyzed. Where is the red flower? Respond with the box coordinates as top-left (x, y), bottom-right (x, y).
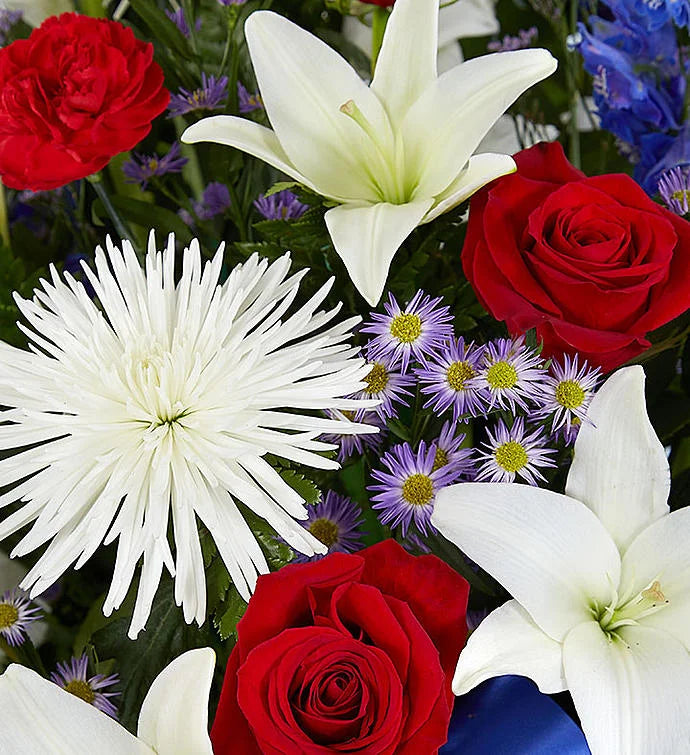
top-left (211, 540), bottom-right (469, 754)
top-left (0, 13), bottom-right (169, 190)
top-left (462, 141), bottom-right (690, 371)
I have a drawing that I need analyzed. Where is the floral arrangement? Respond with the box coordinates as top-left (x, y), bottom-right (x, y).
top-left (0, 0), bottom-right (688, 752)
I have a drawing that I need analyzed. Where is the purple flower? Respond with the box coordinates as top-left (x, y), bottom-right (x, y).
top-left (362, 290), bottom-right (454, 373)
top-left (0, 589), bottom-right (41, 647)
top-left (254, 189), bottom-right (307, 220)
top-left (51, 655), bottom-right (120, 718)
top-left (218, 0), bottom-right (247, 5)
top-left (475, 417), bottom-right (557, 486)
top-left (430, 421), bottom-right (475, 479)
top-left (369, 441), bottom-right (461, 537)
top-left (122, 142), bottom-right (188, 190)
top-left (658, 165), bottom-right (690, 214)
top-left (168, 74), bottom-right (229, 118)
top-left (320, 409), bottom-right (386, 462)
top-left (238, 82), bottom-right (264, 113)
top-left (165, 8), bottom-right (201, 37)
top-left (416, 337), bottom-right (488, 421)
top-left (350, 358), bottom-right (415, 421)
top-left (292, 491), bottom-right (366, 563)
top-left (487, 27), bottom-right (538, 52)
top-left (194, 182), bottom-right (231, 220)
top-left (0, 9), bottom-right (21, 46)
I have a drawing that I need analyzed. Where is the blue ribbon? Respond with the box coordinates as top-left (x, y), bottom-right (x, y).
top-left (441, 675), bottom-right (591, 754)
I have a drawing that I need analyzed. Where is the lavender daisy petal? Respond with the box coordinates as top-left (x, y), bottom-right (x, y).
top-left (0, 589), bottom-right (42, 647)
top-left (431, 420), bottom-right (475, 480)
top-left (194, 182), bottom-right (231, 220)
top-left (168, 73), bottom-right (229, 118)
top-left (320, 409), bottom-right (386, 462)
top-left (238, 82), bottom-right (264, 114)
top-left (658, 166), bottom-right (690, 215)
top-left (51, 654), bottom-right (120, 719)
top-left (254, 189), bottom-right (307, 220)
top-left (122, 142), bottom-right (188, 190)
top-left (351, 359), bottom-right (415, 421)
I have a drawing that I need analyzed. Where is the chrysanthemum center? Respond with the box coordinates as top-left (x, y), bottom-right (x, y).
top-left (65, 680), bottom-right (96, 705)
top-left (308, 518), bottom-right (340, 547)
top-left (401, 473), bottom-right (434, 506)
top-left (0, 603), bottom-right (18, 629)
top-left (555, 379), bottom-right (585, 409)
top-left (494, 441), bottom-right (528, 473)
top-left (432, 448), bottom-right (448, 471)
top-left (390, 314), bottom-right (422, 344)
top-left (486, 361), bottom-right (518, 390)
top-left (446, 361), bottom-right (475, 391)
top-left (364, 363), bottom-right (389, 394)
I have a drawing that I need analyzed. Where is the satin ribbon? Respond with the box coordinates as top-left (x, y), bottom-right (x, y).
top-left (441, 675), bottom-right (591, 754)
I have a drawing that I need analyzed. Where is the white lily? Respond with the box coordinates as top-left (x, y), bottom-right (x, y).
top-left (0, 647), bottom-right (214, 753)
top-left (181, 0), bottom-right (557, 305)
top-left (431, 366), bottom-right (690, 755)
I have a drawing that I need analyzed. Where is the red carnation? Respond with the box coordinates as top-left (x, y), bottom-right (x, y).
top-left (211, 540), bottom-right (469, 754)
top-left (0, 13), bottom-right (169, 190)
top-left (462, 141), bottom-right (690, 371)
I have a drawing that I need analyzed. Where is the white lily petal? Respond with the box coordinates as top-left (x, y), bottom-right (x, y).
top-left (137, 647), bottom-right (215, 754)
top-left (372, 0), bottom-right (438, 124)
top-left (403, 48), bottom-right (557, 198)
top-left (619, 506), bottom-right (690, 649)
top-left (421, 152), bottom-right (515, 224)
top-left (439, 0), bottom-right (499, 43)
top-left (432, 483), bottom-right (620, 641)
top-left (244, 11), bottom-right (393, 202)
top-left (181, 116), bottom-right (320, 193)
top-left (566, 366), bottom-right (670, 551)
top-left (476, 114), bottom-right (559, 155)
top-left (324, 198), bottom-right (433, 306)
top-left (564, 622), bottom-right (690, 755)
top-left (453, 600), bottom-right (566, 696)
top-left (0, 664), bottom-right (150, 754)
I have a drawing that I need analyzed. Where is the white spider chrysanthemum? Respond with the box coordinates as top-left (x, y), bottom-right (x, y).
top-left (0, 233), bottom-right (375, 638)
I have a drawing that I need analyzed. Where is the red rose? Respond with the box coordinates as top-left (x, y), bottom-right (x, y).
top-left (211, 540), bottom-right (469, 754)
top-left (0, 13), bottom-right (169, 190)
top-left (462, 141), bottom-right (690, 371)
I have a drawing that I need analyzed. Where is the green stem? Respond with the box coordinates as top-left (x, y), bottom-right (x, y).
top-left (370, 8), bottom-right (389, 78)
top-left (566, 0), bottom-right (581, 169)
top-left (0, 179), bottom-right (10, 249)
top-left (173, 117), bottom-right (205, 199)
top-left (87, 173), bottom-right (133, 243)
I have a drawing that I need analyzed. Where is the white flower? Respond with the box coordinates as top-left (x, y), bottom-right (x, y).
top-left (432, 366), bottom-right (690, 754)
top-left (0, 0), bottom-right (73, 27)
top-left (0, 233), bottom-right (375, 638)
top-left (181, 0), bottom-right (557, 306)
top-left (0, 647), bottom-right (215, 753)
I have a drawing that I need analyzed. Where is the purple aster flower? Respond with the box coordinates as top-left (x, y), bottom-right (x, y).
top-left (362, 290), bottom-right (454, 373)
top-left (0, 589), bottom-right (42, 647)
top-left (475, 417), bottom-right (557, 486)
top-left (0, 9), bottom-right (21, 46)
top-left (292, 491), bottom-right (366, 563)
top-left (254, 189), bottom-right (308, 220)
top-left (51, 655), bottom-right (120, 718)
top-left (431, 421), bottom-right (475, 479)
top-left (238, 82), bottom-right (264, 113)
top-left (351, 358), bottom-right (415, 421)
top-left (219, 0), bottom-right (247, 5)
top-left (369, 441), bottom-right (460, 536)
top-left (320, 409), bottom-right (386, 462)
top-left (536, 354), bottom-right (601, 441)
top-left (402, 531), bottom-right (431, 554)
top-left (658, 166), bottom-right (690, 215)
top-left (487, 27), bottom-right (538, 52)
top-left (168, 73), bottom-right (229, 118)
top-left (122, 142), bottom-right (188, 190)
top-left (165, 8), bottom-right (201, 37)
top-left (416, 337), bottom-right (488, 421)
top-left (474, 336), bottom-right (546, 413)
top-left (193, 182), bottom-right (231, 220)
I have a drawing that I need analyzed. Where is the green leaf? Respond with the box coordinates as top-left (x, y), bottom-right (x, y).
top-left (0, 243), bottom-right (45, 347)
top-left (239, 504), bottom-right (295, 569)
top-left (213, 586), bottom-right (247, 642)
top-left (263, 181), bottom-right (302, 198)
top-left (128, 0), bottom-right (191, 59)
top-left (206, 557), bottom-right (232, 615)
top-left (280, 470), bottom-right (321, 505)
top-left (108, 196), bottom-right (194, 245)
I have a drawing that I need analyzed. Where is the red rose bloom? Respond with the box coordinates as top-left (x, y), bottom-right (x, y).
top-left (211, 540), bottom-right (469, 754)
top-left (462, 141), bottom-right (690, 371)
top-left (0, 13), bottom-right (169, 190)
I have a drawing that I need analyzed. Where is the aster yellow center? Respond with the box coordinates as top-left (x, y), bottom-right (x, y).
top-left (309, 518), bottom-right (339, 547)
top-left (390, 313), bottom-right (422, 343)
top-left (65, 680), bottom-right (96, 705)
top-left (432, 448), bottom-right (448, 471)
top-left (494, 441), bottom-right (528, 473)
top-left (446, 361), bottom-right (475, 391)
top-left (555, 380), bottom-right (585, 409)
top-left (486, 361), bottom-right (518, 390)
top-left (672, 189), bottom-right (690, 202)
top-left (401, 473), bottom-right (434, 506)
top-left (364, 363), bottom-right (389, 394)
top-left (0, 603), bottom-right (18, 629)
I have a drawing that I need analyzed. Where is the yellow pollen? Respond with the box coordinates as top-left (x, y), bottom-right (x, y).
top-left (390, 313), bottom-right (422, 344)
top-left (486, 361), bottom-right (518, 390)
top-left (672, 189), bottom-right (689, 202)
top-left (446, 361), bottom-right (475, 391)
top-left (495, 441), bottom-right (528, 473)
top-left (309, 518), bottom-right (339, 547)
top-left (342, 410), bottom-right (355, 421)
top-left (0, 603), bottom-right (18, 629)
top-left (364, 363), bottom-right (389, 394)
top-left (641, 580), bottom-right (666, 603)
top-left (401, 473), bottom-right (434, 506)
top-left (432, 448), bottom-right (448, 471)
top-left (65, 680), bottom-right (96, 705)
top-left (555, 380), bottom-right (586, 409)
top-left (147, 159), bottom-right (159, 171)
